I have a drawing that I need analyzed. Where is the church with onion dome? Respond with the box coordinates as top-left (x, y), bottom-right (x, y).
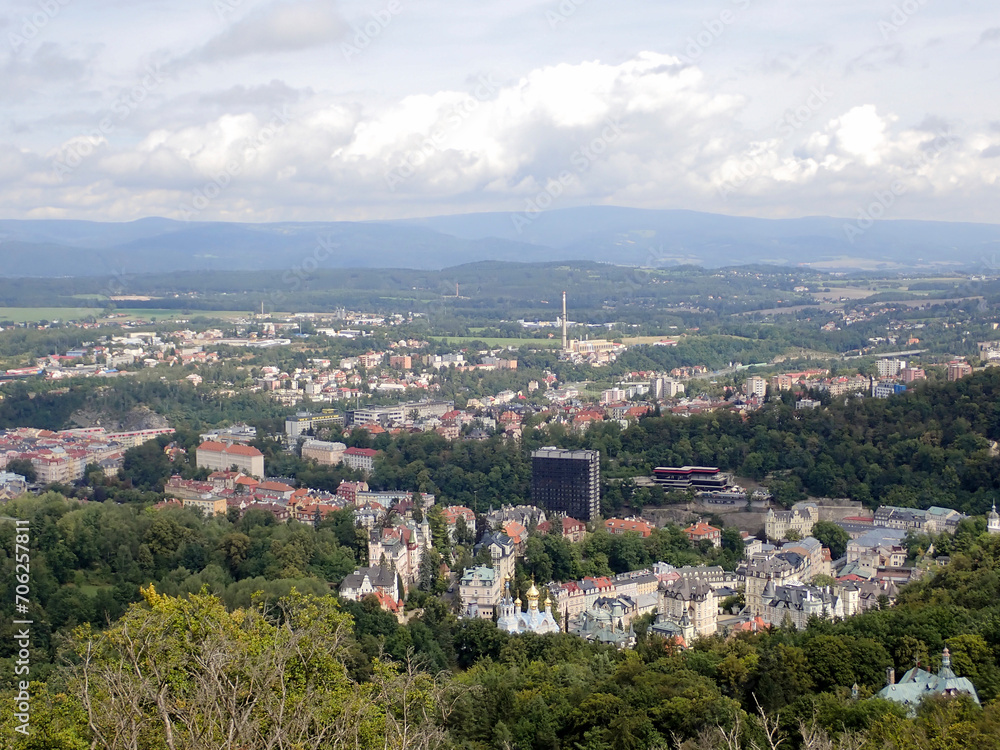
top-left (496, 577), bottom-right (560, 635)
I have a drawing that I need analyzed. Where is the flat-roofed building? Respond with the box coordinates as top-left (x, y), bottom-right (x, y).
top-left (531, 447), bottom-right (601, 521)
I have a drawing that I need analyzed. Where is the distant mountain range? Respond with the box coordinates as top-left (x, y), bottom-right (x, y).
top-left (0, 207), bottom-right (997, 277)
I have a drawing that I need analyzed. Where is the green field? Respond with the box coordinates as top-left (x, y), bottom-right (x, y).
top-left (440, 336), bottom-right (561, 348)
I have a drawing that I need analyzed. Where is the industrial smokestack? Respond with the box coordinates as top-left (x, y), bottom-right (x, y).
top-left (562, 291), bottom-right (568, 351)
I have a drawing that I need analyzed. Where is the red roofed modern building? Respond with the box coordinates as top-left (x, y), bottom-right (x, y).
top-left (684, 521), bottom-right (722, 548)
top-left (605, 518), bottom-right (653, 538)
top-left (343, 446), bottom-right (378, 474)
top-left (196, 441), bottom-right (264, 478)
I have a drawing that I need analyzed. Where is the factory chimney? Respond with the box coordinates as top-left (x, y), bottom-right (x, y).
top-left (561, 291), bottom-right (568, 352)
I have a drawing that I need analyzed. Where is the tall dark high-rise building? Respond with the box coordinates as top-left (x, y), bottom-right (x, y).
top-left (531, 447), bottom-right (601, 521)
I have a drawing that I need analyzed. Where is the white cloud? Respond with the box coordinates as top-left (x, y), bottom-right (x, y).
top-left (0, 27), bottom-right (997, 224)
top-left (185, 0), bottom-right (347, 64)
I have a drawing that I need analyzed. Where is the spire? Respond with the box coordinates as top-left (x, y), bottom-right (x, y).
top-left (938, 646), bottom-right (957, 679)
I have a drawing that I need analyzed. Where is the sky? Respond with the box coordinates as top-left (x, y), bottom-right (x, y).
top-left (0, 0), bottom-right (998, 224)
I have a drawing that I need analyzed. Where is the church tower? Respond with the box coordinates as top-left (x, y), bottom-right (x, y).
top-left (988, 501), bottom-right (1000, 535)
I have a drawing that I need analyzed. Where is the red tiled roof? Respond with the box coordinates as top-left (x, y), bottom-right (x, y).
top-left (344, 447), bottom-right (378, 457)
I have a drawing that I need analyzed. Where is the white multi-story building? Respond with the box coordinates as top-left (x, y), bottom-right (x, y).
top-left (877, 358), bottom-right (907, 378)
top-left (196, 441), bottom-right (265, 478)
top-left (746, 376), bottom-right (767, 399)
top-left (343, 447), bottom-right (378, 474)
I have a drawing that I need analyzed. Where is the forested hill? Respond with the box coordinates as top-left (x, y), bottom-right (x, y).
top-left (606, 369), bottom-right (1000, 514)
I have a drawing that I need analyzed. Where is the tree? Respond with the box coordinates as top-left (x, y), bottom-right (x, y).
top-left (4, 457), bottom-right (37, 483)
top-left (811, 520), bottom-right (851, 559)
top-left (71, 586), bottom-right (362, 750)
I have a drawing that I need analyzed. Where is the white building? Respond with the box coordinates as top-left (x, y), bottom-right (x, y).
top-left (196, 441), bottom-right (264, 478)
top-left (877, 358), bottom-right (907, 378)
top-left (746, 376), bottom-right (767, 399)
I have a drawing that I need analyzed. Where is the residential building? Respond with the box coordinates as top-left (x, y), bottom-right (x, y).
top-left (389, 355), bottom-right (412, 369)
top-left (367, 518), bottom-right (431, 591)
top-left (947, 360), bottom-right (973, 381)
top-left (343, 446), bottom-right (378, 474)
top-left (0, 471), bottom-right (27, 500)
top-left (181, 495), bottom-right (228, 517)
top-left (571, 597), bottom-right (637, 649)
top-left (872, 382), bottom-right (907, 399)
top-left (684, 521), bottom-right (722, 547)
top-left (531, 447), bottom-right (601, 521)
top-left (336, 480), bottom-right (369, 504)
top-left (301, 439), bottom-right (346, 466)
top-left (459, 566), bottom-right (503, 618)
top-left (441, 506), bottom-right (477, 542)
top-left (195, 441), bottom-right (265, 478)
top-left (770, 374), bottom-right (794, 392)
top-left (847, 529), bottom-right (908, 569)
top-left (538, 516), bottom-right (588, 543)
top-left (746, 375), bottom-right (767, 399)
top-left (657, 577), bottom-right (717, 638)
top-left (758, 580), bottom-right (859, 629)
top-left (743, 553), bottom-right (808, 616)
top-left (877, 358), bottom-right (907, 378)
top-left (474, 532), bottom-right (517, 582)
top-left (339, 567), bottom-right (401, 611)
